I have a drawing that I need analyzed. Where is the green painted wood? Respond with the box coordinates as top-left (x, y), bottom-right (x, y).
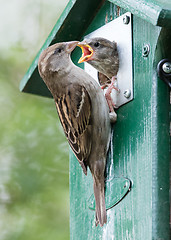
top-left (109, 0), bottom-right (171, 27)
top-left (151, 27), bottom-right (171, 239)
top-left (19, 0), bottom-right (106, 97)
top-left (69, 1), bottom-right (170, 239)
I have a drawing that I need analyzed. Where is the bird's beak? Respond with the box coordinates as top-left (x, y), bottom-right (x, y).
top-left (77, 42), bottom-right (94, 63)
top-left (66, 41), bottom-right (79, 54)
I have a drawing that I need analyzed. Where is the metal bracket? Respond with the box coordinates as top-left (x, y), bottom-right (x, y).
top-left (157, 59), bottom-right (171, 88)
top-left (83, 12), bottom-right (133, 108)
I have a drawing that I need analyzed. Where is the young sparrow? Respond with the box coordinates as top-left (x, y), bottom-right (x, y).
top-left (77, 37), bottom-right (119, 114)
top-left (38, 41), bottom-right (111, 227)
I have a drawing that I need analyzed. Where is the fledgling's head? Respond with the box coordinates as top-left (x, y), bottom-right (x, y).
top-left (77, 37), bottom-right (119, 78)
top-left (77, 37), bottom-right (118, 63)
top-left (38, 41), bottom-right (79, 78)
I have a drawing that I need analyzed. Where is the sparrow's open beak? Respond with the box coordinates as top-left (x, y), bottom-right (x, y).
top-left (66, 41), bottom-right (79, 54)
top-left (77, 42), bottom-right (94, 63)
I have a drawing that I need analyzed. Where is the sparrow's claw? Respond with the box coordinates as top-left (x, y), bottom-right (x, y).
top-left (104, 75), bottom-right (119, 112)
top-left (111, 76), bottom-right (120, 92)
top-left (105, 92), bottom-right (115, 112)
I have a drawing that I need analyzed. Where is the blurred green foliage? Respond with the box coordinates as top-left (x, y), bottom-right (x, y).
top-left (0, 1), bottom-right (70, 239)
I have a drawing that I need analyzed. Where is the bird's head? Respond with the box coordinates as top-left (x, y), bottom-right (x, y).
top-left (38, 41), bottom-right (79, 78)
top-left (77, 37), bottom-right (118, 64)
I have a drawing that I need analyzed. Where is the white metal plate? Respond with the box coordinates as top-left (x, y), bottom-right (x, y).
top-left (83, 12), bottom-right (133, 108)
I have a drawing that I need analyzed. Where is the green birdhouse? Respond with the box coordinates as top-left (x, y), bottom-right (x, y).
top-left (20, 0), bottom-right (171, 239)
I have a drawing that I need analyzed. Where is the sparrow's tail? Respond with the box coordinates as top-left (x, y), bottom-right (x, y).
top-left (93, 177), bottom-right (107, 227)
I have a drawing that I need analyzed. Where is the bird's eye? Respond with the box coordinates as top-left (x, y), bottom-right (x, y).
top-left (54, 48), bottom-right (62, 54)
top-left (94, 42), bottom-right (100, 47)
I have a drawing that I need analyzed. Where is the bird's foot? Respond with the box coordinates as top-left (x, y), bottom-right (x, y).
top-left (111, 76), bottom-right (120, 92)
top-left (104, 76), bottom-right (118, 123)
top-left (104, 75), bottom-right (119, 111)
top-left (105, 92), bottom-right (116, 112)
top-left (105, 91), bottom-right (117, 123)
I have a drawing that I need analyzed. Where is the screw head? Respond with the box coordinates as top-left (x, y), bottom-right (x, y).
top-left (123, 15), bottom-right (130, 24)
top-left (162, 62), bottom-right (171, 73)
top-left (124, 89), bottom-right (131, 98)
top-left (142, 44), bottom-right (150, 57)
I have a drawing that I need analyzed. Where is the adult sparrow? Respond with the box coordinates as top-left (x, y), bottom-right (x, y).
top-left (77, 37), bottom-right (119, 114)
top-left (38, 41), bottom-right (111, 227)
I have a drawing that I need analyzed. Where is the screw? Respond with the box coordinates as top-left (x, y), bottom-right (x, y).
top-left (124, 89), bottom-right (131, 98)
top-left (123, 15), bottom-right (130, 24)
top-left (142, 44), bottom-right (150, 57)
top-left (162, 62), bottom-right (171, 73)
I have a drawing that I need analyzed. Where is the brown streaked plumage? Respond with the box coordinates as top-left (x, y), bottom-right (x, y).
top-left (38, 41), bottom-right (111, 227)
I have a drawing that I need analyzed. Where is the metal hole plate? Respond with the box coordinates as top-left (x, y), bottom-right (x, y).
top-left (83, 12), bottom-right (133, 108)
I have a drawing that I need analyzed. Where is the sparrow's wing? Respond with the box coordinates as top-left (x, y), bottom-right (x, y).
top-left (55, 84), bottom-right (92, 175)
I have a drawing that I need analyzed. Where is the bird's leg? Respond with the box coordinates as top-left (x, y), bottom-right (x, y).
top-left (104, 76), bottom-right (119, 123)
top-left (105, 93), bottom-right (115, 112)
top-left (110, 76), bottom-right (120, 92)
top-left (105, 76), bottom-right (119, 111)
